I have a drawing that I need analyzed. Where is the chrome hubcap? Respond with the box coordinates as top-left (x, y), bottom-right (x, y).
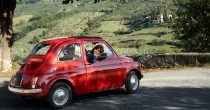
top-left (130, 75), bottom-right (138, 90)
top-left (53, 88), bottom-right (69, 106)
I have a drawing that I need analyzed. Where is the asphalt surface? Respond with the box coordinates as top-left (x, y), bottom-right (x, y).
top-left (0, 67), bottom-right (210, 110)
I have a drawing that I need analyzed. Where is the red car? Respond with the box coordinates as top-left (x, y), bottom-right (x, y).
top-left (8, 36), bottom-right (143, 109)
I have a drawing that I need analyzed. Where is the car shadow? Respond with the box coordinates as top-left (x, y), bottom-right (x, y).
top-left (0, 81), bottom-right (210, 110)
top-left (67, 86), bottom-right (210, 110)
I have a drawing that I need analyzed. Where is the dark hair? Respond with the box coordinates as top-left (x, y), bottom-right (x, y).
top-left (92, 45), bottom-right (104, 54)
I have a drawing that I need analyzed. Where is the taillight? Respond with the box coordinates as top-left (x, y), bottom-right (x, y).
top-left (31, 77), bottom-right (38, 89)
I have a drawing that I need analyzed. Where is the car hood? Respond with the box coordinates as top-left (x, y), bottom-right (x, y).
top-left (119, 56), bottom-right (134, 63)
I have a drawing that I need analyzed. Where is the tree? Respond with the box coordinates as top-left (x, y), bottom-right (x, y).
top-left (0, 0), bottom-right (16, 72)
top-left (172, 0), bottom-right (210, 52)
top-left (163, 9), bottom-right (168, 22)
top-left (62, 0), bottom-right (127, 4)
top-left (0, 0), bottom-right (72, 72)
top-left (62, 0), bottom-right (74, 4)
top-left (62, 0), bottom-right (101, 4)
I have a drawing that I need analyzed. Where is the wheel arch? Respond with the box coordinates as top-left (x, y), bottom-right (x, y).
top-left (127, 69), bottom-right (142, 80)
top-left (46, 78), bottom-right (75, 96)
top-left (52, 79), bottom-right (74, 91)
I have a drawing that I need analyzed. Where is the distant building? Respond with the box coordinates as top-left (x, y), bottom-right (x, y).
top-left (168, 13), bottom-right (173, 19)
top-left (156, 13), bottom-right (173, 23)
top-left (156, 14), bottom-right (164, 23)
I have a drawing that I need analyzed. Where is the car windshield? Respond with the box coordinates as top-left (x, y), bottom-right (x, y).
top-left (29, 43), bottom-right (51, 56)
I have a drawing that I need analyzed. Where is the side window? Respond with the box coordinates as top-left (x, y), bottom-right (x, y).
top-left (58, 43), bottom-right (82, 61)
top-left (101, 43), bottom-right (113, 57)
top-left (85, 42), bottom-right (113, 57)
top-left (30, 43), bottom-right (51, 56)
top-left (85, 42), bottom-right (113, 63)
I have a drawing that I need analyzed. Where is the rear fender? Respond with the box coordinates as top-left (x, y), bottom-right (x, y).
top-left (42, 75), bottom-right (75, 96)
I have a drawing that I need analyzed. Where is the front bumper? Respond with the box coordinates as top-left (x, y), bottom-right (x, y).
top-left (8, 86), bottom-right (42, 94)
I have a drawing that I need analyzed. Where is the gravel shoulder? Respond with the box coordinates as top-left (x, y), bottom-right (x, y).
top-left (142, 67), bottom-right (210, 88)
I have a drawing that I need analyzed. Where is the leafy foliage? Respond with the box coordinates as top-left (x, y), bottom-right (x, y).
top-left (172, 0), bottom-right (210, 52)
top-left (80, 15), bottom-right (102, 35)
top-left (12, 0), bottom-right (179, 59)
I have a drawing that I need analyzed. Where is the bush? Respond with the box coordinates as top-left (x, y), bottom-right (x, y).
top-left (28, 16), bottom-right (41, 22)
top-left (14, 32), bottom-right (27, 41)
top-left (127, 14), bottom-right (155, 31)
top-left (147, 39), bottom-right (166, 46)
top-left (16, 20), bottom-right (25, 26)
top-left (42, 30), bottom-right (48, 36)
top-left (114, 39), bottom-right (145, 48)
top-left (155, 31), bottom-right (167, 37)
top-left (113, 28), bottom-right (132, 35)
top-left (21, 12), bottom-right (69, 33)
top-left (83, 17), bottom-right (102, 34)
top-left (12, 55), bottom-right (23, 64)
top-left (28, 36), bottom-right (42, 44)
top-left (155, 48), bottom-right (169, 54)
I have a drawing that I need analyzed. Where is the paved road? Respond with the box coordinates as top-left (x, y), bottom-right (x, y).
top-left (0, 68), bottom-right (210, 110)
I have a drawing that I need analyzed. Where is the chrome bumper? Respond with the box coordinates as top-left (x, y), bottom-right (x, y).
top-left (8, 86), bottom-right (42, 94)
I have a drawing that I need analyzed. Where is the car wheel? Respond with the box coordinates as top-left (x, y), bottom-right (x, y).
top-left (125, 71), bottom-right (140, 94)
top-left (47, 82), bottom-right (72, 109)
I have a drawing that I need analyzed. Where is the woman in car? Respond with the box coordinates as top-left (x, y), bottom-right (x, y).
top-left (86, 44), bottom-right (107, 63)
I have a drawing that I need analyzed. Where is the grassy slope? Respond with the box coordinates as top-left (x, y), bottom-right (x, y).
top-left (109, 27), bottom-right (180, 55)
top-left (13, 15), bottom-right (33, 26)
top-left (12, 0), bottom-right (178, 62)
top-left (47, 12), bottom-right (103, 37)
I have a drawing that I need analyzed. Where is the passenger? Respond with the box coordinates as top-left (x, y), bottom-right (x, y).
top-left (68, 45), bottom-right (80, 60)
top-left (61, 45), bottom-right (79, 61)
top-left (86, 45), bottom-right (107, 63)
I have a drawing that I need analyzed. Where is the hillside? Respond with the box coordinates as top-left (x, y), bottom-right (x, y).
top-left (12, 0), bottom-right (179, 63)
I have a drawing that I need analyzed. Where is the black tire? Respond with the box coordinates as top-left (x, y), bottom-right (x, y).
top-left (47, 82), bottom-right (72, 109)
top-left (125, 71), bottom-right (140, 94)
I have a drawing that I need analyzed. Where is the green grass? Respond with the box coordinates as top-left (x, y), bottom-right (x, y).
top-left (98, 21), bottom-right (126, 32)
top-left (132, 27), bottom-right (172, 34)
top-left (47, 12), bottom-right (103, 37)
top-left (107, 26), bottom-right (178, 55)
top-left (109, 27), bottom-right (174, 44)
top-left (19, 28), bottom-right (47, 43)
top-left (12, 1), bottom-right (179, 63)
top-left (15, 3), bottom-right (74, 17)
top-left (113, 44), bottom-right (181, 55)
top-left (12, 28), bottom-right (47, 60)
top-left (87, 20), bottom-right (128, 36)
top-left (13, 14), bottom-right (33, 26)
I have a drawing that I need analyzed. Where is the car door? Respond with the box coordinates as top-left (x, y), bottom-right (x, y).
top-left (56, 42), bottom-right (87, 94)
top-left (83, 41), bottom-right (125, 92)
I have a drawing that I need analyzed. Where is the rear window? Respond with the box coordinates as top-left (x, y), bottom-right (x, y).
top-left (29, 43), bottom-right (51, 56)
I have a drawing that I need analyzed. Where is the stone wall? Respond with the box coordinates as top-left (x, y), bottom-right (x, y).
top-left (129, 53), bottom-right (210, 69)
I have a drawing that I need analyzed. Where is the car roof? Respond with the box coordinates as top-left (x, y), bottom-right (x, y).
top-left (41, 36), bottom-right (104, 44)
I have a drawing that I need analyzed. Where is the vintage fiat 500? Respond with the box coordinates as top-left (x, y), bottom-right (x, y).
top-left (8, 36), bottom-right (143, 109)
